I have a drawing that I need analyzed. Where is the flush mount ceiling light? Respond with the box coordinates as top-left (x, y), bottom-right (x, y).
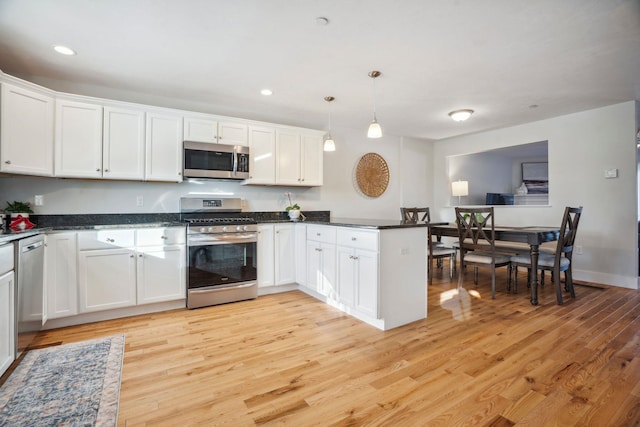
top-left (323, 96), bottom-right (336, 152)
top-left (448, 109), bottom-right (474, 122)
top-left (367, 70), bottom-right (382, 139)
top-left (53, 45), bottom-right (76, 56)
top-left (260, 89), bottom-right (273, 96)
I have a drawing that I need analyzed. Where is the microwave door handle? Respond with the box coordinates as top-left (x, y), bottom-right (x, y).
top-left (232, 147), bottom-right (238, 176)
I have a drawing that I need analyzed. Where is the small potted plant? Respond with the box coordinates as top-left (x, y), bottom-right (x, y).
top-left (5, 201), bottom-right (35, 231)
top-left (285, 192), bottom-right (301, 221)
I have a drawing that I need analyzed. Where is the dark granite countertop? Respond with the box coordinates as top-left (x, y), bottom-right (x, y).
top-left (267, 217), bottom-right (435, 230)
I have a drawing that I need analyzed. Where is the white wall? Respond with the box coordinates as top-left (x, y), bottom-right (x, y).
top-left (0, 126), bottom-right (432, 220)
top-left (433, 101), bottom-right (638, 289)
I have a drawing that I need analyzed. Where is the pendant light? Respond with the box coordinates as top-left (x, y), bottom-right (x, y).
top-left (323, 96), bottom-right (336, 152)
top-left (367, 70), bottom-right (382, 139)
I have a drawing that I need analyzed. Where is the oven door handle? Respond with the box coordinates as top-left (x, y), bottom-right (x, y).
top-left (188, 233), bottom-right (258, 246)
top-left (190, 282), bottom-right (256, 293)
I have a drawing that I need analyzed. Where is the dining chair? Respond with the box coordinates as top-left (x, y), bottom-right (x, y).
top-left (454, 207), bottom-right (511, 299)
top-left (510, 206), bottom-right (583, 304)
top-left (401, 207), bottom-right (456, 280)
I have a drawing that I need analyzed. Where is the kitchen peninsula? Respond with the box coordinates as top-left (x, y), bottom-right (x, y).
top-left (294, 218), bottom-right (428, 331)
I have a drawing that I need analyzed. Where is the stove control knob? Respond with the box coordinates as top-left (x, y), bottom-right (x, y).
top-left (243, 225), bottom-right (249, 231)
top-left (200, 227), bottom-right (207, 233)
top-left (236, 226), bottom-right (242, 231)
top-left (222, 226), bottom-right (228, 232)
top-left (208, 227), bottom-right (215, 233)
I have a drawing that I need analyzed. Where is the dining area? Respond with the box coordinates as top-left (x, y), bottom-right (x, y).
top-left (401, 206), bottom-right (583, 306)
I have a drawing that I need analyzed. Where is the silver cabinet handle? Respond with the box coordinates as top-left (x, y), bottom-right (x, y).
top-left (351, 237), bottom-right (357, 241)
top-left (130, 254), bottom-right (134, 258)
top-left (161, 235), bottom-right (168, 240)
top-left (316, 233), bottom-right (321, 236)
top-left (104, 169), bottom-right (109, 172)
top-left (5, 160), bottom-right (11, 164)
top-left (138, 253), bottom-right (143, 257)
top-left (106, 238), bottom-right (115, 243)
top-left (96, 168), bottom-right (101, 172)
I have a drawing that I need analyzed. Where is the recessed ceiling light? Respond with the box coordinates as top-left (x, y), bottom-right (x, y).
top-left (448, 109), bottom-right (474, 122)
top-left (316, 17), bottom-right (329, 26)
top-left (53, 45), bottom-right (76, 56)
top-left (260, 89), bottom-right (273, 96)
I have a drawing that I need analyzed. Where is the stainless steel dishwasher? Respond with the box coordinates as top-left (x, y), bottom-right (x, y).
top-left (16, 234), bottom-right (44, 358)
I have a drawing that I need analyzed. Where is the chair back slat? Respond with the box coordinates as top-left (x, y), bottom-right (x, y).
top-left (454, 207), bottom-right (496, 251)
top-left (401, 207), bottom-right (430, 223)
top-left (556, 206), bottom-right (582, 263)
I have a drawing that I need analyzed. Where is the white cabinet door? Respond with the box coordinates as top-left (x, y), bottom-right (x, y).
top-left (354, 249), bottom-right (379, 318)
top-left (183, 117), bottom-right (218, 143)
top-left (218, 121), bottom-right (248, 146)
top-left (275, 129), bottom-right (301, 185)
top-left (294, 224), bottom-right (307, 286)
top-left (137, 245), bottom-right (186, 304)
top-left (300, 133), bottom-right (323, 186)
top-left (103, 106), bottom-right (145, 180)
top-left (54, 100), bottom-right (103, 178)
top-left (0, 270), bottom-right (15, 377)
top-left (305, 240), bottom-right (336, 298)
top-left (45, 233), bottom-right (78, 320)
top-left (145, 112), bottom-right (183, 182)
top-left (337, 247), bottom-right (356, 307)
top-left (78, 248), bottom-right (137, 312)
top-left (246, 125), bottom-right (275, 184)
top-left (0, 83), bottom-right (54, 176)
top-left (274, 224), bottom-right (295, 286)
top-left (257, 224), bottom-right (274, 288)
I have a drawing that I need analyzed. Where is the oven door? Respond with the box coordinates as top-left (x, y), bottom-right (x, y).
top-left (187, 233), bottom-right (258, 289)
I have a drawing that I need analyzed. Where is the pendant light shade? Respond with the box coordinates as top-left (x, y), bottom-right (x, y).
top-left (367, 70), bottom-right (382, 139)
top-left (324, 96), bottom-right (336, 152)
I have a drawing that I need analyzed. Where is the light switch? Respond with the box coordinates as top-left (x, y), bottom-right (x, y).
top-left (604, 168), bottom-right (618, 178)
top-left (34, 195), bottom-right (44, 206)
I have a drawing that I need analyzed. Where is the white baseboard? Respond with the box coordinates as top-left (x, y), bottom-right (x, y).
top-left (574, 269), bottom-right (638, 290)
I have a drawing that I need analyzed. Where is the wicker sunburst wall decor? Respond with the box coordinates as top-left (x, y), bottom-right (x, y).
top-left (355, 152), bottom-right (389, 198)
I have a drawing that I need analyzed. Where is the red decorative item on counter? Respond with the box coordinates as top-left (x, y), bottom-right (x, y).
top-left (9, 214), bottom-right (35, 231)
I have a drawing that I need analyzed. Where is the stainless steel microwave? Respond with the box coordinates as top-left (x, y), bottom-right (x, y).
top-left (183, 141), bottom-right (250, 180)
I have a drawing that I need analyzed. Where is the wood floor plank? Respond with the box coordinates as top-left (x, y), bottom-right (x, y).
top-left (18, 267), bottom-right (640, 426)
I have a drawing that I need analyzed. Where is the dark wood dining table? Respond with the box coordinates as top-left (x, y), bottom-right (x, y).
top-left (428, 223), bottom-right (560, 305)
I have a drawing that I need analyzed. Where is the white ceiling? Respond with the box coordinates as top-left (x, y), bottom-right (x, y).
top-left (0, 0), bottom-right (639, 141)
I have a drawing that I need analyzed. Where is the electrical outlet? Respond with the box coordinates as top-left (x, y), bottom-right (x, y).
top-left (136, 196), bottom-right (144, 207)
top-left (575, 245), bottom-right (583, 255)
top-left (34, 195), bottom-right (44, 206)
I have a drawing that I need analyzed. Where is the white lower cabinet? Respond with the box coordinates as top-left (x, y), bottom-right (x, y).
top-left (305, 225), bottom-right (337, 299)
top-left (274, 224), bottom-right (295, 285)
top-left (56, 227), bottom-right (185, 318)
top-left (337, 247), bottom-right (379, 318)
top-left (257, 224), bottom-right (275, 288)
top-left (136, 245), bottom-right (185, 304)
top-left (78, 248), bottom-right (137, 312)
top-left (45, 233), bottom-right (78, 319)
top-left (257, 223), bottom-right (295, 290)
top-left (0, 270), bottom-right (15, 377)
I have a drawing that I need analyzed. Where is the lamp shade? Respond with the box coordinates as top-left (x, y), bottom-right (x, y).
top-left (367, 119), bottom-right (382, 138)
top-left (451, 180), bottom-right (469, 197)
top-left (323, 136), bottom-right (336, 152)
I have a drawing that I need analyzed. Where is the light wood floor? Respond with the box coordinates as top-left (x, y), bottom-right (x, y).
top-left (26, 267), bottom-right (640, 426)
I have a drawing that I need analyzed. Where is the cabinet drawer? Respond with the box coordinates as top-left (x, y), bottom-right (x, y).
top-left (136, 227), bottom-right (186, 246)
top-left (77, 229), bottom-right (135, 250)
top-left (306, 225), bottom-right (336, 244)
top-left (337, 229), bottom-right (379, 251)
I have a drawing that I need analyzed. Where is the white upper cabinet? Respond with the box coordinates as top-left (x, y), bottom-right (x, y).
top-left (0, 83), bottom-right (54, 176)
top-left (218, 121), bottom-right (248, 146)
top-left (146, 112), bottom-right (183, 182)
top-left (275, 129), bottom-right (302, 185)
top-left (246, 125), bottom-right (276, 184)
top-left (55, 99), bottom-right (103, 178)
top-left (300, 133), bottom-right (323, 186)
top-left (275, 129), bottom-right (323, 186)
top-left (184, 116), bottom-right (248, 146)
top-left (103, 106), bottom-right (145, 180)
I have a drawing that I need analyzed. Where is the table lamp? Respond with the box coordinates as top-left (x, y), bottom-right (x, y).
top-left (452, 180), bottom-right (469, 205)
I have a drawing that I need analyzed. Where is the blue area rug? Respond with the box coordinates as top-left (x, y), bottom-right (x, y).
top-left (0, 334), bottom-right (124, 426)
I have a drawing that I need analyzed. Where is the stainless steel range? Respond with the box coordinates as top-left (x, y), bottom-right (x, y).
top-left (181, 197), bottom-right (258, 309)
